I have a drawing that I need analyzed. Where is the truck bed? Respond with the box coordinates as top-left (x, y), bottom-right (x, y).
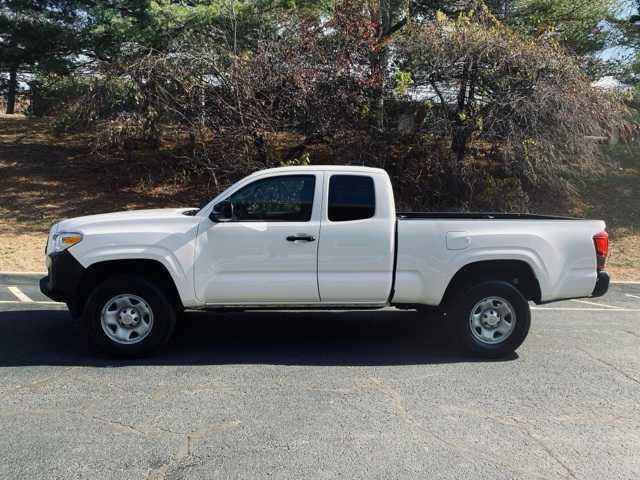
top-left (393, 214), bottom-right (605, 305)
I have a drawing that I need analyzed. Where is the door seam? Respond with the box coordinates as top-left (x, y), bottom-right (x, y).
top-left (315, 172), bottom-right (325, 302)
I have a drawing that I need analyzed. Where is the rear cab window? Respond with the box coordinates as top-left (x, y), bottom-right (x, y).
top-left (328, 175), bottom-right (375, 221)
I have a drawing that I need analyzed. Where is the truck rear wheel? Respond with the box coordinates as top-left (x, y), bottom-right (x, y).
top-left (83, 275), bottom-right (177, 357)
top-left (447, 281), bottom-right (530, 358)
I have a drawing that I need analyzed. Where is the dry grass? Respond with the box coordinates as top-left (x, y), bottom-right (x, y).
top-left (1, 114), bottom-right (638, 280)
top-left (580, 167), bottom-right (640, 281)
top-left (0, 114), bottom-right (207, 271)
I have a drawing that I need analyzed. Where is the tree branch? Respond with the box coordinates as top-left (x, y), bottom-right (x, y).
top-left (380, 17), bottom-right (408, 44)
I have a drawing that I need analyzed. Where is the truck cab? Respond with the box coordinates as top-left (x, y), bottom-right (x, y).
top-left (194, 166), bottom-right (395, 306)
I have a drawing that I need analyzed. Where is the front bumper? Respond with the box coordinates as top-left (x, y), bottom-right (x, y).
top-left (591, 271), bottom-right (610, 298)
top-left (40, 250), bottom-right (85, 310)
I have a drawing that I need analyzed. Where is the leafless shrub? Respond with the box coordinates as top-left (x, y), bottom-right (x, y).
top-left (394, 8), bottom-right (635, 190)
top-left (57, 3), bottom-right (636, 211)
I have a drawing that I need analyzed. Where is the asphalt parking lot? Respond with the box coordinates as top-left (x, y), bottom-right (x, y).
top-left (1, 275), bottom-right (639, 480)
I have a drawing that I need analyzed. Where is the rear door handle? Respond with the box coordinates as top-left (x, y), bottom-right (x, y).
top-left (286, 234), bottom-right (316, 242)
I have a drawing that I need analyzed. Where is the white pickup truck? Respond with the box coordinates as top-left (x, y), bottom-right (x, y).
top-left (40, 166), bottom-right (610, 358)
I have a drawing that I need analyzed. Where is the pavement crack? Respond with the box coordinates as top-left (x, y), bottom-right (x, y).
top-left (577, 347), bottom-right (640, 386)
top-left (155, 426), bottom-right (187, 436)
top-left (506, 417), bottom-right (579, 480)
top-left (145, 420), bottom-right (240, 480)
top-left (146, 435), bottom-right (191, 480)
top-left (366, 378), bottom-right (553, 480)
top-left (407, 415), bottom-right (554, 480)
top-left (74, 412), bottom-right (150, 436)
top-left (368, 377), bottom-right (406, 417)
top-left (3, 366), bottom-right (79, 395)
top-left (622, 329), bottom-right (640, 339)
top-left (189, 419), bottom-right (242, 443)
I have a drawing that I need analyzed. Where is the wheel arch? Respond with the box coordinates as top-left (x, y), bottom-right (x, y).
top-left (440, 259), bottom-right (542, 308)
top-left (73, 259), bottom-right (183, 316)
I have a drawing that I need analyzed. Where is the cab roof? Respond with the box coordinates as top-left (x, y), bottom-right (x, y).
top-left (247, 165), bottom-right (387, 177)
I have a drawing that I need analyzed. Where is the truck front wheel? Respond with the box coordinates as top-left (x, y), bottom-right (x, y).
top-left (83, 275), bottom-right (177, 357)
top-left (448, 281), bottom-right (531, 358)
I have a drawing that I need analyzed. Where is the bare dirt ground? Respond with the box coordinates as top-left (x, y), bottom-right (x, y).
top-left (1, 114), bottom-right (638, 279)
top-left (0, 114), bottom-right (206, 271)
top-left (580, 168), bottom-right (640, 281)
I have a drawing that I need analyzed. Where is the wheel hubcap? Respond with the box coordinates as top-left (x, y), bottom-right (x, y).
top-left (119, 308), bottom-right (140, 327)
top-left (100, 294), bottom-right (154, 345)
top-left (469, 296), bottom-right (516, 345)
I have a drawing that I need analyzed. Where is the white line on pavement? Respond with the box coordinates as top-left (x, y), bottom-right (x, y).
top-left (570, 299), bottom-right (623, 309)
top-left (625, 293), bottom-right (640, 300)
top-left (532, 307), bottom-right (640, 312)
top-left (8, 286), bottom-right (34, 303)
top-left (0, 300), bottom-right (63, 305)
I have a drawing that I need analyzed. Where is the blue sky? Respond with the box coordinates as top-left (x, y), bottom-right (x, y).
top-left (600, 0), bottom-right (638, 60)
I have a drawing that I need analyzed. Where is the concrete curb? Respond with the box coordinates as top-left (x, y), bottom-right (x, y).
top-left (0, 272), bottom-right (46, 285)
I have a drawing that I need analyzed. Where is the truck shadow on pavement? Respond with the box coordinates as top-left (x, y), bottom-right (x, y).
top-left (0, 309), bottom-right (517, 367)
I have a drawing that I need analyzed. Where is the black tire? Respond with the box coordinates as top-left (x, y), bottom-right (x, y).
top-left (447, 280), bottom-right (530, 358)
top-left (83, 275), bottom-right (177, 357)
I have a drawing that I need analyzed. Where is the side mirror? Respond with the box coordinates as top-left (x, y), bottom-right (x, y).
top-left (210, 200), bottom-right (234, 222)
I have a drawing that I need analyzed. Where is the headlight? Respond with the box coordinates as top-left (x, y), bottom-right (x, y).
top-left (52, 232), bottom-right (83, 252)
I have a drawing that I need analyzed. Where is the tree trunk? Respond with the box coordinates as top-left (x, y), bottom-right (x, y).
top-left (372, 0), bottom-right (392, 132)
top-left (370, 49), bottom-right (387, 131)
top-left (6, 65), bottom-right (17, 114)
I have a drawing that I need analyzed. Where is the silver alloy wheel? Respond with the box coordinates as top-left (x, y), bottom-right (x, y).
top-left (100, 294), bottom-right (154, 345)
top-left (469, 296), bottom-right (516, 345)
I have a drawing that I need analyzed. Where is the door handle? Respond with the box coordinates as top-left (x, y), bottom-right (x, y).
top-left (286, 234), bottom-right (316, 242)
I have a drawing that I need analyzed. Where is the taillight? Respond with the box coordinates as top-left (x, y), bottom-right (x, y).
top-left (593, 231), bottom-right (609, 271)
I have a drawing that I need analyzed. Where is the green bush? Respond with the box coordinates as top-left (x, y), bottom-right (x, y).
top-left (49, 77), bottom-right (138, 134)
top-left (28, 74), bottom-right (91, 117)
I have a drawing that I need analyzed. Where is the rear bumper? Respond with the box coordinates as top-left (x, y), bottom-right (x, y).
top-left (39, 250), bottom-right (85, 312)
top-left (591, 271), bottom-right (610, 298)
